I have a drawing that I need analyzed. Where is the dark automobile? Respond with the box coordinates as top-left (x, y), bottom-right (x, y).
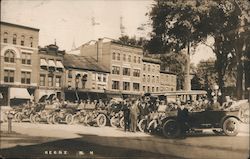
top-left (162, 109), bottom-right (241, 138)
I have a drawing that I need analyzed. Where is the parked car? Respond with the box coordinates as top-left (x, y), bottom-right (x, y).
top-left (161, 109), bottom-right (241, 138)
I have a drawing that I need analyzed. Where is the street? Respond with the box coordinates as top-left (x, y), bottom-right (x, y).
top-left (0, 122), bottom-right (249, 159)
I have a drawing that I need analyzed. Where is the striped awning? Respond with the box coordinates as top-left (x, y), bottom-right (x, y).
top-left (40, 59), bottom-right (48, 67)
top-left (56, 60), bottom-right (64, 69)
top-left (48, 60), bottom-right (56, 67)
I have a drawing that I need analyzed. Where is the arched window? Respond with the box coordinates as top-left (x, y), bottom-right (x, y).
top-left (117, 53), bottom-right (120, 60)
top-left (30, 37), bottom-right (33, 47)
top-left (3, 32), bottom-right (8, 43)
top-left (4, 50), bottom-right (15, 63)
top-left (21, 35), bottom-right (25, 46)
top-left (13, 34), bottom-right (17, 44)
top-left (112, 52), bottom-right (116, 60)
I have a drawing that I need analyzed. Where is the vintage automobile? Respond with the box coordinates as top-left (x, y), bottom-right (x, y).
top-left (72, 109), bottom-right (88, 125)
top-left (161, 109), bottom-right (241, 138)
top-left (108, 103), bottom-right (124, 128)
top-left (31, 103), bottom-right (57, 124)
top-left (84, 108), bottom-right (108, 127)
top-left (52, 106), bottom-right (76, 124)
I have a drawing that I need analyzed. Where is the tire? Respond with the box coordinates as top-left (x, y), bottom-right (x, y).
top-left (119, 117), bottom-right (125, 129)
top-left (47, 115), bottom-right (53, 124)
top-left (15, 113), bottom-right (22, 122)
top-left (138, 119), bottom-right (147, 132)
top-left (222, 117), bottom-right (239, 136)
top-left (33, 114), bottom-right (40, 123)
top-left (52, 114), bottom-right (59, 124)
top-left (84, 114), bottom-right (92, 126)
top-left (162, 119), bottom-right (181, 138)
top-left (110, 116), bottom-right (119, 128)
top-left (96, 114), bottom-right (107, 127)
top-left (147, 120), bottom-right (157, 133)
top-left (65, 114), bottom-right (73, 124)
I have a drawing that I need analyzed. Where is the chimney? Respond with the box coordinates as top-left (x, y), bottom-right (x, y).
top-left (97, 38), bottom-right (103, 62)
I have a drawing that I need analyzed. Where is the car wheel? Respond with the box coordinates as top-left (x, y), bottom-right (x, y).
top-left (162, 119), bottom-right (180, 138)
top-left (33, 114), bottom-right (40, 123)
top-left (72, 115), bottom-right (79, 124)
top-left (15, 113), bottom-right (22, 122)
top-left (97, 114), bottom-right (107, 127)
top-left (52, 114), bottom-right (59, 124)
top-left (138, 119), bottom-right (147, 132)
top-left (119, 117), bottom-right (125, 129)
top-left (110, 116), bottom-right (119, 128)
top-left (47, 115), bottom-right (53, 124)
top-left (65, 114), bottom-right (73, 124)
top-left (148, 120), bottom-right (157, 133)
top-left (223, 117), bottom-right (239, 136)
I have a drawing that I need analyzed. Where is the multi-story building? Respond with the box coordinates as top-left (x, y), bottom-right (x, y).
top-left (0, 21), bottom-right (39, 106)
top-left (36, 44), bottom-right (65, 102)
top-left (79, 39), bottom-right (144, 97)
top-left (63, 54), bottom-right (109, 101)
top-left (160, 70), bottom-right (177, 92)
top-left (142, 57), bottom-right (161, 93)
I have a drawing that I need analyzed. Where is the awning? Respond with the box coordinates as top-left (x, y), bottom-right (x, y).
top-left (40, 59), bottom-right (48, 67)
top-left (9, 88), bottom-right (31, 99)
top-left (56, 60), bottom-right (64, 69)
top-left (48, 60), bottom-right (56, 67)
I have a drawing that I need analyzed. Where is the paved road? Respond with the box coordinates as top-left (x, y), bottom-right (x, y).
top-left (0, 122), bottom-right (249, 159)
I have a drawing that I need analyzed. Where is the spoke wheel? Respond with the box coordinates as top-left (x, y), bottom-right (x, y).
top-left (223, 117), bottom-right (239, 136)
top-left (97, 114), bottom-right (107, 127)
top-left (162, 119), bottom-right (180, 138)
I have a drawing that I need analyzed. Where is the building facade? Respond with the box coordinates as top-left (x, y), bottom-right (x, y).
top-left (36, 44), bottom-right (65, 102)
top-left (63, 54), bottom-right (109, 101)
top-left (79, 39), bottom-right (144, 96)
top-left (160, 71), bottom-right (177, 92)
top-left (0, 21), bottom-right (39, 106)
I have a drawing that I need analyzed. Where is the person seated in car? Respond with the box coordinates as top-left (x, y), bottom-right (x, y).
top-left (97, 99), bottom-right (106, 110)
top-left (209, 96), bottom-right (221, 110)
top-left (222, 96), bottom-right (235, 110)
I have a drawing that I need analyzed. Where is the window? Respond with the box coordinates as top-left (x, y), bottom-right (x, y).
top-left (21, 71), bottom-right (31, 84)
top-left (143, 64), bottom-right (146, 71)
top-left (147, 75), bottom-right (150, 82)
top-left (4, 70), bottom-right (14, 83)
top-left (112, 66), bottom-right (120, 75)
top-left (112, 81), bottom-right (119, 90)
top-left (55, 76), bottom-right (61, 87)
top-left (103, 74), bottom-right (107, 82)
top-left (112, 52), bottom-right (116, 60)
top-left (97, 74), bottom-right (102, 82)
top-left (138, 57), bottom-right (141, 63)
top-left (3, 32), bottom-right (8, 43)
top-left (92, 73), bottom-right (96, 81)
top-left (68, 70), bottom-right (72, 78)
top-left (4, 50), bottom-right (15, 63)
top-left (21, 35), bottom-right (25, 46)
top-left (156, 87), bottom-right (159, 92)
top-left (152, 76), bottom-right (155, 83)
top-left (133, 69), bottom-right (140, 77)
top-left (40, 74), bottom-right (45, 86)
top-left (133, 83), bottom-right (140, 91)
top-left (21, 53), bottom-right (31, 65)
top-left (123, 67), bottom-right (130, 76)
top-left (156, 76), bottom-right (159, 83)
top-left (143, 74), bottom-right (146, 82)
top-left (152, 87), bottom-right (155, 92)
top-left (123, 82), bottom-right (130, 91)
top-left (48, 75), bottom-right (54, 87)
top-left (148, 65), bottom-right (150, 72)
top-left (152, 65), bottom-right (155, 72)
top-left (147, 86), bottom-right (150, 92)
top-left (13, 34), bottom-right (17, 44)
top-left (123, 54), bottom-right (126, 61)
top-left (128, 55), bottom-right (131, 62)
top-left (117, 53), bottom-right (120, 60)
top-left (30, 37), bottom-right (33, 47)
top-left (143, 86), bottom-right (146, 92)
top-left (133, 56), bottom-right (136, 63)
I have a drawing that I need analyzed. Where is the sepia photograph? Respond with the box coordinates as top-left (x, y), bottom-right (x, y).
top-left (0, 0), bottom-right (249, 158)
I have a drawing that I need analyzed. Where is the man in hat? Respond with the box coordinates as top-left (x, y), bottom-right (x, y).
top-left (130, 99), bottom-right (140, 132)
top-left (122, 99), bottom-right (130, 132)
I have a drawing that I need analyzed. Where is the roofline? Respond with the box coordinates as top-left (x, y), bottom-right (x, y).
top-left (142, 59), bottom-right (161, 64)
top-left (110, 41), bottom-right (143, 49)
top-left (65, 66), bottom-right (110, 73)
top-left (0, 21), bottom-right (40, 31)
top-left (160, 71), bottom-right (176, 75)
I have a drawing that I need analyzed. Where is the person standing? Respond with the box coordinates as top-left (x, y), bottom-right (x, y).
top-left (122, 99), bottom-right (130, 132)
top-left (130, 99), bottom-right (140, 132)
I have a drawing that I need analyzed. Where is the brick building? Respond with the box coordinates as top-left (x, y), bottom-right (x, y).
top-left (0, 21), bottom-right (39, 106)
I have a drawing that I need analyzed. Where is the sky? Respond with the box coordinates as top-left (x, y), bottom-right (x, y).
top-left (1, 0), bottom-right (215, 65)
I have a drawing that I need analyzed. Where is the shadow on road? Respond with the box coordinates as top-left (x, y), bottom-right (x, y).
top-left (0, 132), bottom-right (184, 159)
